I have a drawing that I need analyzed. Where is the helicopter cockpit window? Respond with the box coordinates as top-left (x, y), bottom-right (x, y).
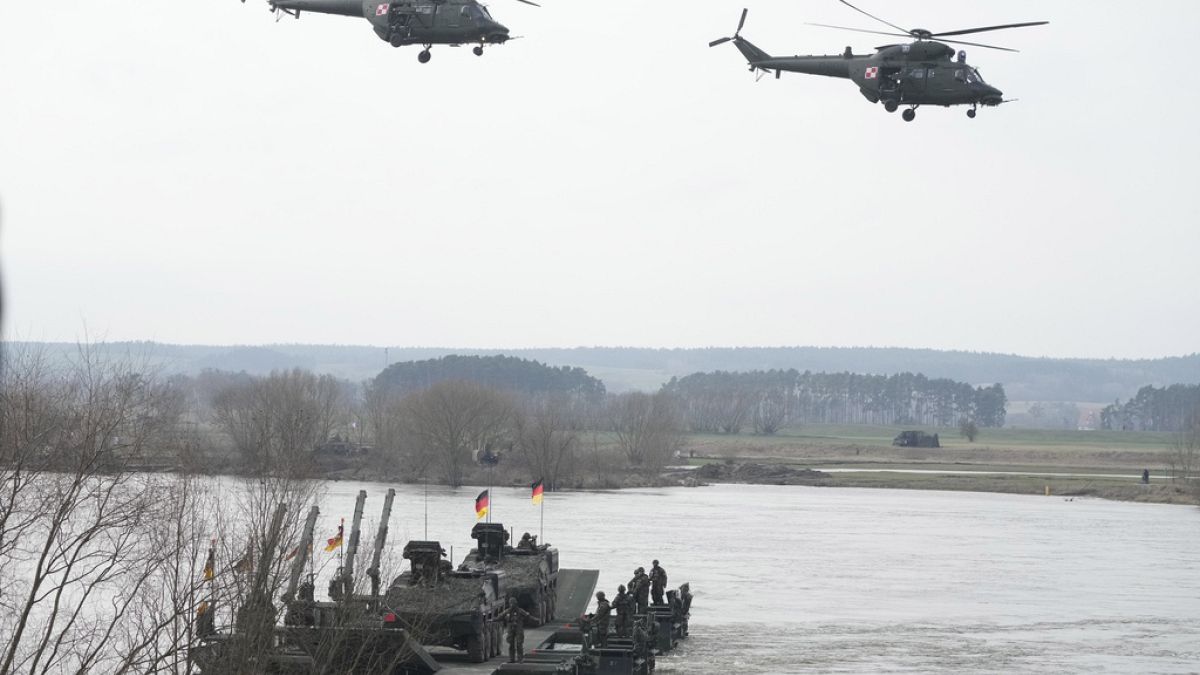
top-left (463, 4), bottom-right (487, 21)
top-left (972, 68), bottom-right (986, 83)
top-left (954, 69), bottom-right (966, 82)
top-left (909, 68), bottom-right (925, 79)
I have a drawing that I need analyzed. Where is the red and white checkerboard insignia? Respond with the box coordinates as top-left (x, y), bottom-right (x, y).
top-left (375, 3), bottom-right (389, 15)
top-left (864, 67), bottom-right (878, 79)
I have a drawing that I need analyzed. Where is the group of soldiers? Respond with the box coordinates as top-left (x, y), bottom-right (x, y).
top-left (589, 560), bottom-right (670, 647)
top-left (502, 559), bottom-right (686, 664)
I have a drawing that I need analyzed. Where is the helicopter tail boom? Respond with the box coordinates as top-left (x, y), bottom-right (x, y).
top-left (731, 36), bottom-right (771, 65)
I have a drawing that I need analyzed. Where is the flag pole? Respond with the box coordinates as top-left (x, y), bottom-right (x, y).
top-left (539, 490), bottom-right (544, 544)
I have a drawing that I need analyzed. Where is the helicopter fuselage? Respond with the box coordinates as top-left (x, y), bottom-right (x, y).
top-left (268, 0), bottom-right (511, 59)
top-left (743, 39), bottom-right (1003, 110)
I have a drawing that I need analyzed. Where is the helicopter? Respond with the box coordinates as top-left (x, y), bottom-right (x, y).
top-left (249, 0), bottom-right (537, 63)
top-left (709, 1), bottom-right (1048, 121)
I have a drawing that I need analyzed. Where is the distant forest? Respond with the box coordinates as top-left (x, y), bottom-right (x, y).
top-left (374, 354), bottom-right (605, 401)
top-left (1101, 384), bottom-right (1200, 432)
top-left (665, 370), bottom-right (1006, 433)
top-left (8, 342), bottom-right (1199, 403)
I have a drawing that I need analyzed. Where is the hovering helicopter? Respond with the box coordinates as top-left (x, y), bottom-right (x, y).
top-left (709, 1), bottom-right (1048, 121)
top-left (249, 0), bottom-right (537, 63)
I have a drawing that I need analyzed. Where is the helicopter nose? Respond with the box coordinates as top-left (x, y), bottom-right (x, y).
top-left (980, 85), bottom-right (1003, 105)
top-left (485, 21), bottom-right (509, 41)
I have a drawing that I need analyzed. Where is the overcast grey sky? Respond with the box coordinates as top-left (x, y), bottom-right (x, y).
top-left (1, 1), bottom-right (1197, 358)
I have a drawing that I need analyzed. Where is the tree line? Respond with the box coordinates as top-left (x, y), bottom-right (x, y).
top-left (662, 370), bottom-right (1006, 434)
top-left (1101, 384), bottom-right (1200, 432)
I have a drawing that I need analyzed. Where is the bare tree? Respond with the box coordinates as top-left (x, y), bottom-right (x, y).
top-left (1168, 407), bottom-right (1200, 497)
top-left (512, 395), bottom-right (578, 491)
top-left (401, 381), bottom-right (513, 487)
top-left (210, 369), bottom-right (346, 475)
top-left (607, 391), bottom-right (683, 470)
top-left (0, 342), bottom-right (210, 674)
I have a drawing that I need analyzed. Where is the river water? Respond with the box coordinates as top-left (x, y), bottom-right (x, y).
top-left (310, 481), bottom-right (1199, 673)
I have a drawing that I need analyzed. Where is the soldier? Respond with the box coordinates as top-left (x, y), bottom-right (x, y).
top-left (631, 567), bottom-right (650, 614)
top-left (649, 560), bottom-right (668, 605)
top-left (679, 582), bottom-right (694, 615)
top-left (593, 591), bottom-right (612, 647)
top-left (501, 596), bottom-right (535, 663)
top-left (613, 584), bottom-right (633, 637)
top-left (518, 532), bottom-right (536, 550)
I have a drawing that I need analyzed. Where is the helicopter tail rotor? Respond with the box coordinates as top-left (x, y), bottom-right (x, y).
top-left (708, 8), bottom-right (748, 47)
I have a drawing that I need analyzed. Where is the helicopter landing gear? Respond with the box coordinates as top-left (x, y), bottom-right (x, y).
top-left (902, 107), bottom-right (916, 122)
top-left (883, 100), bottom-right (899, 113)
top-left (473, 45), bottom-right (484, 56)
top-left (967, 106), bottom-right (977, 119)
top-left (417, 48), bottom-right (431, 64)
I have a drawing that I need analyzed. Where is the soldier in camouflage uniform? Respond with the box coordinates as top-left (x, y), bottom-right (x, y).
top-left (612, 584), bottom-right (633, 637)
top-left (629, 567), bottom-right (650, 614)
top-left (593, 591), bottom-right (612, 647)
top-left (649, 560), bottom-right (668, 605)
top-left (501, 597), bottom-right (535, 663)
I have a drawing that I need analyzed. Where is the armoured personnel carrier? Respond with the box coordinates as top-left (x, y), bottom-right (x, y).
top-left (385, 540), bottom-right (507, 662)
top-left (892, 430), bottom-right (941, 448)
top-left (460, 523), bottom-right (559, 626)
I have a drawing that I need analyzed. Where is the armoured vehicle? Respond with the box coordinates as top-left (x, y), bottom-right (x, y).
top-left (193, 494), bottom-right (440, 674)
top-left (385, 540), bottom-right (507, 662)
top-left (461, 523), bottom-right (559, 626)
top-left (893, 430), bottom-right (941, 448)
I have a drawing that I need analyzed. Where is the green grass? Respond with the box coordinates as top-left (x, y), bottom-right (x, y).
top-left (678, 423), bottom-right (1174, 470)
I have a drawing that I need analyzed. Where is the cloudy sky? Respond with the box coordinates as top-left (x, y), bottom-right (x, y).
top-left (2, 1), bottom-right (1197, 358)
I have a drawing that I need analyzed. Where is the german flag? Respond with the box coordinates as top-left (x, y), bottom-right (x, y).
top-left (202, 545), bottom-right (215, 581)
top-left (531, 479), bottom-right (544, 505)
top-left (475, 490), bottom-right (489, 520)
top-left (324, 523), bottom-right (344, 552)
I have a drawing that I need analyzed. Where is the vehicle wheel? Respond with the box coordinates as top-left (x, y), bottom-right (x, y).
top-left (902, 108), bottom-right (916, 122)
top-left (389, 34), bottom-right (404, 48)
top-left (473, 45), bottom-right (484, 56)
top-left (467, 633), bottom-right (485, 663)
top-left (418, 49), bottom-right (431, 64)
top-left (883, 100), bottom-right (898, 113)
top-left (967, 108), bottom-right (977, 118)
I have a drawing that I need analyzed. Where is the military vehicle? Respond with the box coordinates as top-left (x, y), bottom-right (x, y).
top-left (460, 523), bottom-right (559, 626)
top-left (385, 539), bottom-right (507, 662)
top-left (710, 1), bottom-right (1048, 121)
top-left (893, 430), bottom-right (941, 448)
top-left (192, 495), bottom-right (441, 674)
top-left (246, 0), bottom-right (537, 63)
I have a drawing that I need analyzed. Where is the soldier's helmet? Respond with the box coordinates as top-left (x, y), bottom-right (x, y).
top-left (507, 597), bottom-right (517, 607)
top-left (618, 584), bottom-right (626, 593)
top-left (652, 559), bottom-right (659, 566)
top-left (596, 591), bottom-right (606, 601)
top-left (636, 566), bottom-right (645, 574)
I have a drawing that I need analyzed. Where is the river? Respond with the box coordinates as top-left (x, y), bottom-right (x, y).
top-left (307, 481), bottom-right (1199, 673)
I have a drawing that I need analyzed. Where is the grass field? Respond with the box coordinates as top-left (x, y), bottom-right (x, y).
top-left (678, 423), bottom-right (1175, 470)
top-left (668, 424), bottom-right (1198, 504)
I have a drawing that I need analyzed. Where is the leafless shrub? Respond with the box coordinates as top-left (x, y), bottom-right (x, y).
top-left (606, 391), bottom-right (683, 470)
top-left (401, 381), bottom-right (514, 487)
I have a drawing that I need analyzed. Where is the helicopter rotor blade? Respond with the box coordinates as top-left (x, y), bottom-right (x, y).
top-left (806, 23), bottom-right (910, 39)
top-left (512, 0), bottom-right (540, 6)
top-left (708, 36), bottom-right (734, 47)
top-left (835, 0), bottom-right (909, 35)
top-left (933, 21), bottom-right (1048, 38)
top-left (737, 7), bottom-right (748, 33)
top-left (935, 37), bottom-right (1019, 52)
